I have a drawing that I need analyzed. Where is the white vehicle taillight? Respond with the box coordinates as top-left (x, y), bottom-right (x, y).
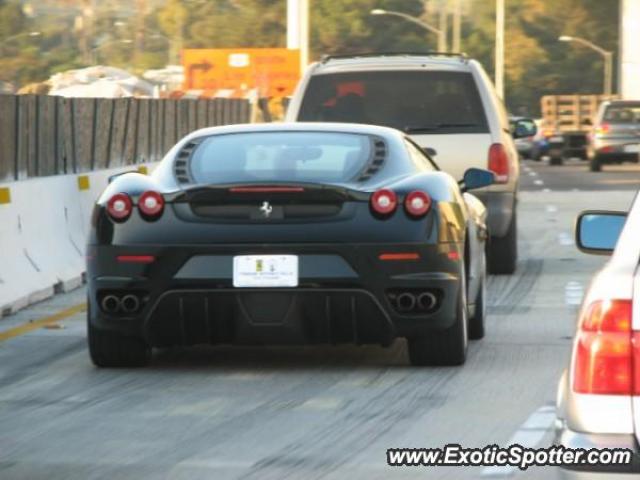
top-left (572, 299), bottom-right (639, 395)
top-left (488, 143), bottom-right (509, 184)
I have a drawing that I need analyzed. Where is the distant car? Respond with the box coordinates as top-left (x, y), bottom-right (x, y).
top-left (511, 116), bottom-right (537, 159)
top-left (287, 52), bottom-right (536, 275)
top-left (555, 206), bottom-right (640, 475)
top-left (588, 100), bottom-right (640, 172)
top-left (529, 120), bottom-right (552, 161)
top-left (87, 122), bottom-right (494, 368)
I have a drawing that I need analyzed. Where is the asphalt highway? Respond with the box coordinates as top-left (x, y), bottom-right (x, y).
top-left (1, 158), bottom-right (639, 480)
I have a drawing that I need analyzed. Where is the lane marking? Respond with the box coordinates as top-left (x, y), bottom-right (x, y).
top-left (481, 406), bottom-right (556, 477)
top-left (542, 188), bottom-right (551, 192)
top-left (0, 303), bottom-right (86, 343)
top-left (565, 281), bottom-right (584, 306)
top-left (545, 205), bottom-right (557, 214)
top-left (558, 232), bottom-right (574, 246)
top-left (533, 179), bottom-right (544, 186)
top-left (527, 171), bottom-right (538, 177)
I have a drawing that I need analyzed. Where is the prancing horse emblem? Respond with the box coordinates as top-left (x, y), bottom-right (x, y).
top-left (260, 201), bottom-right (273, 218)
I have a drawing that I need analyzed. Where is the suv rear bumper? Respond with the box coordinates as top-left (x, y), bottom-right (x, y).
top-left (472, 191), bottom-right (515, 237)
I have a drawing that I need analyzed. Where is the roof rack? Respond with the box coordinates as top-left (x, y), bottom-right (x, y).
top-left (320, 51), bottom-right (468, 63)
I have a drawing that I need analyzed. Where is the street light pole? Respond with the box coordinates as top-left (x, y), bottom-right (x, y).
top-left (371, 9), bottom-right (446, 52)
top-left (115, 22), bottom-right (172, 65)
top-left (287, 0), bottom-right (309, 75)
top-left (452, 0), bottom-right (462, 52)
top-left (0, 31), bottom-right (41, 46)
top-left (0, 31), bottom-right (41, 55)
top-left (92, 39), bottom-right (133, 64)
top-left (558, 35), bottom-right (614, 95)
top-left (495, 0), bottom-right (505, 99)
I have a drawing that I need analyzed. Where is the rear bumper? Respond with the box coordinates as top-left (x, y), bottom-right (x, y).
top-left (555, 424), bottom-right (640, 474)
top-left (590, 137), bottom-right (640, 161)
top-left (87, 243), bottom-right (463, 346)
top-left (472, 191), bottom-right (515, 237)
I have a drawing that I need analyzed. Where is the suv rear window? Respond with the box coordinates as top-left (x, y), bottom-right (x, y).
top-left (298, 71), bottom-right (489, 134)
top-left (189, 131), bottom-right (373, 184)
top-left (603, 103), bottom-right (640, 124)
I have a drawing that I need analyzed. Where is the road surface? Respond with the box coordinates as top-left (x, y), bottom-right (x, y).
top-left (1, 159), bottom-right (639, 479)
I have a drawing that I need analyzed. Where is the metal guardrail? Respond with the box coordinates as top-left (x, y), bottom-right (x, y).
top-left (0, 95), bottom-right (251, 183)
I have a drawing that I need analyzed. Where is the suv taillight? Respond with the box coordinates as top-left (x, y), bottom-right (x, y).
top-left (488, 143), bottom-right (509, 184)
top-left (573, 300), bottom-right (636, 395)
top-left (595, 123), bottom-right (610, 136)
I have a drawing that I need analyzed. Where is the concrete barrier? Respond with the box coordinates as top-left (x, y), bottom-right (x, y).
top-left (0, 164), bottom-right (156, 317)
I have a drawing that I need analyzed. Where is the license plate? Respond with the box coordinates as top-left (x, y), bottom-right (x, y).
top-left (549, 136), bottom-right (563, 143)
top-left (624, 144), bottom-right (640, 153)
top-left (233, 255), bottom-right (298, 288)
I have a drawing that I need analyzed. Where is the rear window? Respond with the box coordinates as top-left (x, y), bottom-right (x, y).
top-left (603, 104), bottom-right (640, 124)
top-left (188, 131), bottom-right (373, 184)
top-left (298, 71), bottom-right (489, 134)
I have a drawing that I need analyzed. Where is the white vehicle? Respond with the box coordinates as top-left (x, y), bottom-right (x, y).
top-left (286, 52), bottom-right (536, 274)
top-left (556, 205), bottom-right (640, 476)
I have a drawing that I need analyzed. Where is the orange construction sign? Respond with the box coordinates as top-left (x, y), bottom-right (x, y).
top-left (182, 48), bottom-right (301, 97)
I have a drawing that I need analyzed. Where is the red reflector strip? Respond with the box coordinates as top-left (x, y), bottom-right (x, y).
top-left (229, 187), bottom-right (305, 193)
top-left (447, 251), bottom-right (461, 261)
top-left (379, 253), bottom-right (420, 261)
top-left (116, 255), bottom-right (156, 264)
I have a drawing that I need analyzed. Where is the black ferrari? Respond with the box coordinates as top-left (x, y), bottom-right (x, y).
top-left (87, 123), bottom-right (493, 367)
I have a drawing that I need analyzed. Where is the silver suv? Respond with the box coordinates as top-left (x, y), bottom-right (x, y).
top-left (588, 100), bottom-right (640, 172)
top-left (287, 53), bottom-right (534, 274)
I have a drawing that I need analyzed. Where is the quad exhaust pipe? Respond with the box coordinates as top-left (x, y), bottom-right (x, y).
top-left (389, 290), bottom-right (439, 314)
top-left (396, 293), bottom-right (417, 313)
top-left (417, 292), bottom-right (437, 311)
top-left (121, 295), bottom-right (141, 314)
top-left (101, 295), bottom-right (121, 314)
top-left (100, 293), bottom-right (142, 314)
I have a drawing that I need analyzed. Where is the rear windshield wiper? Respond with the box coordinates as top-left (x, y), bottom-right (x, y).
top-left (404, 123), bottom-right (479, 133)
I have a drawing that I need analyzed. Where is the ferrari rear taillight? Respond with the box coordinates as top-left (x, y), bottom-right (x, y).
top-left (370, 189), bottom-right (397, 216)
top-left (488, 143), bottom-right (509, 184)
top-left (572, 300), bottom-right (635, 395)
top-left (138, 191), bottom-right (164, 219)
top-left (107, 193), bottom-right (132, 221)
top-left (404, 191), bottom-right (431, 218)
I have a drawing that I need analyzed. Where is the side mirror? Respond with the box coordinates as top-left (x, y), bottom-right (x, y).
top-left (512, 118), bottom-right (537, 139)
top-left (575, 210), bottom-right (626, 255)
top-left (460, 168), bottom-right (495, 192)
top-left (423, 147), bottom-right (437, 157)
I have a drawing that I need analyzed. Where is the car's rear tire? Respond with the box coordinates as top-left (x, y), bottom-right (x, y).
top-left (408, 283), bottom-right (468, 366)
top-left (487, 213), bottom-right (517, 275)
top-left (468, 256), bottom-right (486, 340)
top-left (88, 314), bottom-right (151, 368)
top-left (589, 156), bottom-right (602, 172)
